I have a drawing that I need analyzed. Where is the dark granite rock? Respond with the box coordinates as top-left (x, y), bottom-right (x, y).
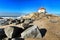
top-left (4, 26), bottom-right (24, 38)
top-left (0, 28), bottom-right (7, 39)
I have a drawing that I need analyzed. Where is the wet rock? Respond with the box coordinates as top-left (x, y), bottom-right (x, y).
top-left (4, 26), bottom-right (24, 38)
top-left (7, 19), bottom-right (19, 25)
top-left (0, 17), bottom-right (3, 19)
top-left (0, 19), bottom-right (7, 25)
top-left (4, 21), bottom-right (9, 25)
top-left (8, 18), bottom-right (25, 25)
top-left (0, 19), bottom-right (12, 25)
top-left (21, 25), bottom-right (42, 38)
top-left (6, 18), bottom-right (14, 24)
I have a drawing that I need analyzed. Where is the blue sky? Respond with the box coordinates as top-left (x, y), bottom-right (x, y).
top-left (0, 0), bottom-right (60, 16)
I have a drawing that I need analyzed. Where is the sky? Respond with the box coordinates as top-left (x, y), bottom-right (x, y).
top-left (0, 0), bottom-right (60, 16)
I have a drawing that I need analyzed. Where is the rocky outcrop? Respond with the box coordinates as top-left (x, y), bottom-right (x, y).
top-left (0, 11), bottom-right (60, 40)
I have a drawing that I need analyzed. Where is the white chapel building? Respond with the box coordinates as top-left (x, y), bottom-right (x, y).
top-left (38, 8), bottom-right (46, 13)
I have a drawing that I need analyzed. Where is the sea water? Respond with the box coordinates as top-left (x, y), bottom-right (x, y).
top-left (0, 16), bottom-right (18, 26)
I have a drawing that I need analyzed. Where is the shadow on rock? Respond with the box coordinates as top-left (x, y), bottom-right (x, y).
top-left (39, 28), bottom-right (47, 38)
top-left (12, 26), bottom-right (24, 38)
top-left (0, 28), bottom-right (7, 39)
top-left (4, 26), bottom-right (24, 38)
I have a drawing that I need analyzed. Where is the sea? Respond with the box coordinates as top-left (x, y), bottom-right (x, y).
top-left (0, 16), bottom-right (19, 26)
top-left (1, 16), bottom-right (18, 18)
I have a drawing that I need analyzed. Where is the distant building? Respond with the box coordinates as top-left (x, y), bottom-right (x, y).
top-left (38, 8), bottom-right (46, 13)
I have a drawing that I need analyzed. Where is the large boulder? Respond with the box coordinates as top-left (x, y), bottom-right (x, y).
top-left (4, 26), bottom-right (24, 38)
top-left (0, 28), bottom-right (7, 39)
top-left (4, 26), bottom-right (14, 38)
top-left (21, 25), bottom-right (42, 38)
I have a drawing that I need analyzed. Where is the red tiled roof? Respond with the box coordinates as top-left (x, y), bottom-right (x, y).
top-left (39, 8), bottom-right (46, 10)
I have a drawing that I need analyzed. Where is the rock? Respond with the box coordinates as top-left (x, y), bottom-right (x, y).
top-left (20, 18), bottom-right (25, 23)
top-left (14, 18), bottom-right (25, 25)
top-left (0, 39), bottom-right (2, 40)
top-left (4, 26), bottom-right (24, 38)
top-left (39, 28), bottom-right (47, 38)
top-left (15, 19), bottom-right (20, 25)
top-left (0, 19), bottom-right (6, 26)
top-left (12, 26), bottom-right (24, 38)
top-left (11, 19), bottom-right (16, 24)
top-left (2, 38), bottom-right (9, 40)
top-left (4, 21), bottom-right (9, 25)
top-left (0, 19), bottom-right (11, 26)
top-left (21, 25), bottom-right (42, 38)
top-left (25, 38), bottom-right (42, 40)
top-left (24, 19), bottom-right (33, 24)
top-left (3, 38), bottom-right (24, 40)
top-left (22, 23), bottom-right (30, 29)
top-left (12, 38), bottom-right (24, 40)
top-left (4, 26), bottom-right (14, 38)
top-left (0, 28), bottom-right (7, 39)
top-left (0, 17), bottom-right (3, 19)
